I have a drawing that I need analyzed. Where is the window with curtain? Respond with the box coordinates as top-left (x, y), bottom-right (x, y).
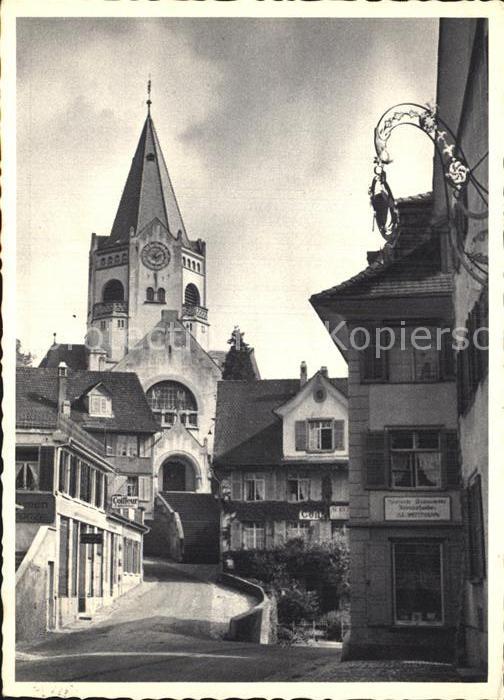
top-left (16, 460), bottom-right (40, 491)
top-left (244, 475), bottom-right (265, 501)
top-left (390, 430), bottom-right (442, 488)
top-left (287, 476), bottom-right (310, 502)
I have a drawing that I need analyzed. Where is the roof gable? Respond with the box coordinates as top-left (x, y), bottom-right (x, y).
top-left (214, 377), bottom-right (347, 467)
top-left (16, 367), bottom-right (158, 434)
top-left (274, 372), bottom-right (348, 418)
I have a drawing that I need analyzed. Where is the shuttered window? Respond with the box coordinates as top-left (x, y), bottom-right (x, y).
top-left (231, 473), bottom-right (242, 500)
top-left (138, 476), bottom-right (152, 501)
top-left (364, 431), bottom-right (388, 488)
top-left (333, 420), bottom-right (345, 450)
top-left (457, 288), bottom-right (488, 414)
top-left (295, 421), bottom-right (307, 451)
top-left (364, 429), bottom-right (458, 490)
top-left (467, 474), bottom-right (485, 581)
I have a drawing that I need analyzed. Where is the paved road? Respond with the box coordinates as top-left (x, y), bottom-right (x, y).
top-left (16, 558), bottom-right (461, 682)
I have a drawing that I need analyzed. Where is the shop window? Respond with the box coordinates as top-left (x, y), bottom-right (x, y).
top-left (71, 520), bottom-right (79, 596)
top-left (243, 522), bottom-right (265, 550)
top-left (126, 476), bottom-right (139, 497)
top-left (390, 430), bottom-right (442, 489)
top-left (58, 517), bottom-right (70, 597)
top-left (467, 474), bottom-right (486, 581)
top-left (286, 520), bottom-right (311, 542)
top-left (244, 475), bottom-right (265, 501)
top-left (393, 542), bottom-right (443, 626)
top-left (287, 476), bottom-right (310, 502)
top-left (16, 457), bottom-right (40, 491)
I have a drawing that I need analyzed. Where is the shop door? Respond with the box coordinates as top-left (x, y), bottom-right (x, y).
top-left (47, 561), bottom-right (57, 630)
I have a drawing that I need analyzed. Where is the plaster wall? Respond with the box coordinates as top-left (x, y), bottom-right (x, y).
top-left (282, 383), bottom-right (348, 460)
top-left (369, 383), bottom-right (457, 430)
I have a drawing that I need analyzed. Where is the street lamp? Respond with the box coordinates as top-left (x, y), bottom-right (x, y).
top-left (369, 103), bottom-right (488, 285)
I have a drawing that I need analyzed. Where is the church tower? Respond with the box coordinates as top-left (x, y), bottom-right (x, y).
top-left (87, 101), bottom-right (209, 367)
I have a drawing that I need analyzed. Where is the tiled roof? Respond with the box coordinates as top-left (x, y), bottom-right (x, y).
top-left (106, 115), bottom-right (188, 245)
top-left (39, 344), bottom-right (88, 370)
top-left (312, 238), bottom-right (452, 301)
top-left (213, 377), bottom-right (347, 468)
top-left (16, 367), bottom-right (158, 434)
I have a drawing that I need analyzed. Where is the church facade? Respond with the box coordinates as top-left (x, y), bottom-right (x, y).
top-left (84, 108), bottom-right (221, 510)
top-left (39, 102), bottom-right (223, 561)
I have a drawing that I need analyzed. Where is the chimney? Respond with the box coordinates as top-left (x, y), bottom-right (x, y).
top-left (300, 361), bottom-right (308, 387)
top-left (57, 362), bottom-right (70, 417)
top-left (320, 366), bottom-right (328, 378)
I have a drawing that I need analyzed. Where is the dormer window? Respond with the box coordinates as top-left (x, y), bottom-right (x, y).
top-left (295, 419), bottom-right (345, 452)
top-left (88, 388), bottom-right (112, 417)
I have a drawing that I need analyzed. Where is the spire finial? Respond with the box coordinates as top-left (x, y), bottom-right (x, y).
top-left (147, 75), bottom-right (152, 115)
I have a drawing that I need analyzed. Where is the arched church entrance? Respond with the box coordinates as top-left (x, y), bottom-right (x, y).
top-left (161, 457), bottom-right (196, 492)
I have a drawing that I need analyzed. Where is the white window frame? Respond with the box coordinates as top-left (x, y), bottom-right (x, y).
top-left (308, 419), bottom-right (334, 452)
top-left (89, 392), bottom-right (112, 417)
top-left (286, 520), bottom-right (311, 541)
top-left (243, 522), bottom-right (265, 550)
top-left (244, 475), bottom-right (265, 502)
top-left (287, 476), bottom-right (311, 502)
top-left (390, 430), bottom-right (442, 490)
top-left (392, 541), bottom-right (444, 626)
top-left (126, 476), bottom-right (139, 497)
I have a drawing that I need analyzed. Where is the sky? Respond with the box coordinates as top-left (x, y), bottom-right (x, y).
top-left (17, 18), bottom-right (438, 378)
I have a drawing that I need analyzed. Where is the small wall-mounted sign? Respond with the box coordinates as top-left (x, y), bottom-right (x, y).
top-left (299, 509), bottom-right (325, 521)
top-left (384, 496), bottom-right (451, 521)
top-left (80, 531), bottom-right (103, 545)
top-left (329, 504), bottom-right (349, 520)
top-left (111, 494), bottom-right (139, 509)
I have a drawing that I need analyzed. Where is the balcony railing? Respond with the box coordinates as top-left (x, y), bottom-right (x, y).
top-left (93, 301), bottom-right (128, 319)
top-left (182, 303), bottom-right (208, 321)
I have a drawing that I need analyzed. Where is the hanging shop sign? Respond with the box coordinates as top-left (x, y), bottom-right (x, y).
top-left (80, 531), bottom-right (103, 545)
top-left (384, 496), bottom-right (451, 521)
top-left (111, 494), bottom-right (139, 509)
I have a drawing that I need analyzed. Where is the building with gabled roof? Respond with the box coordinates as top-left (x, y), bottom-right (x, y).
top-left (16, 364), bottom-right (150, 640)
top-left (214, 365), bottom-right (349, 555)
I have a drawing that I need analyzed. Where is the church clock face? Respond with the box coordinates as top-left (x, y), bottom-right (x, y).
top-left (141, 242), bottom-right (170, 270)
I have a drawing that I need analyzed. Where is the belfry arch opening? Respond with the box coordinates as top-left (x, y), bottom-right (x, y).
top-left (160, 457), bottom-right (197, 492)
top-left (184, 283), bottom-right (200, 307)
top-left (102, 279), bottom-right (125, 303)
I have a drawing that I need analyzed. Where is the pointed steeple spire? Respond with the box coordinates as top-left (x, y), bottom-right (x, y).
top-left (109, 107), bottom-right (188, 244)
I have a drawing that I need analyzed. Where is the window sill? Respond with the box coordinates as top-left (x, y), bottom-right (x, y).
top-left (144, 301), bottom-right (165, 305)
top-left (390, 623), bottom-right (447, 630)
